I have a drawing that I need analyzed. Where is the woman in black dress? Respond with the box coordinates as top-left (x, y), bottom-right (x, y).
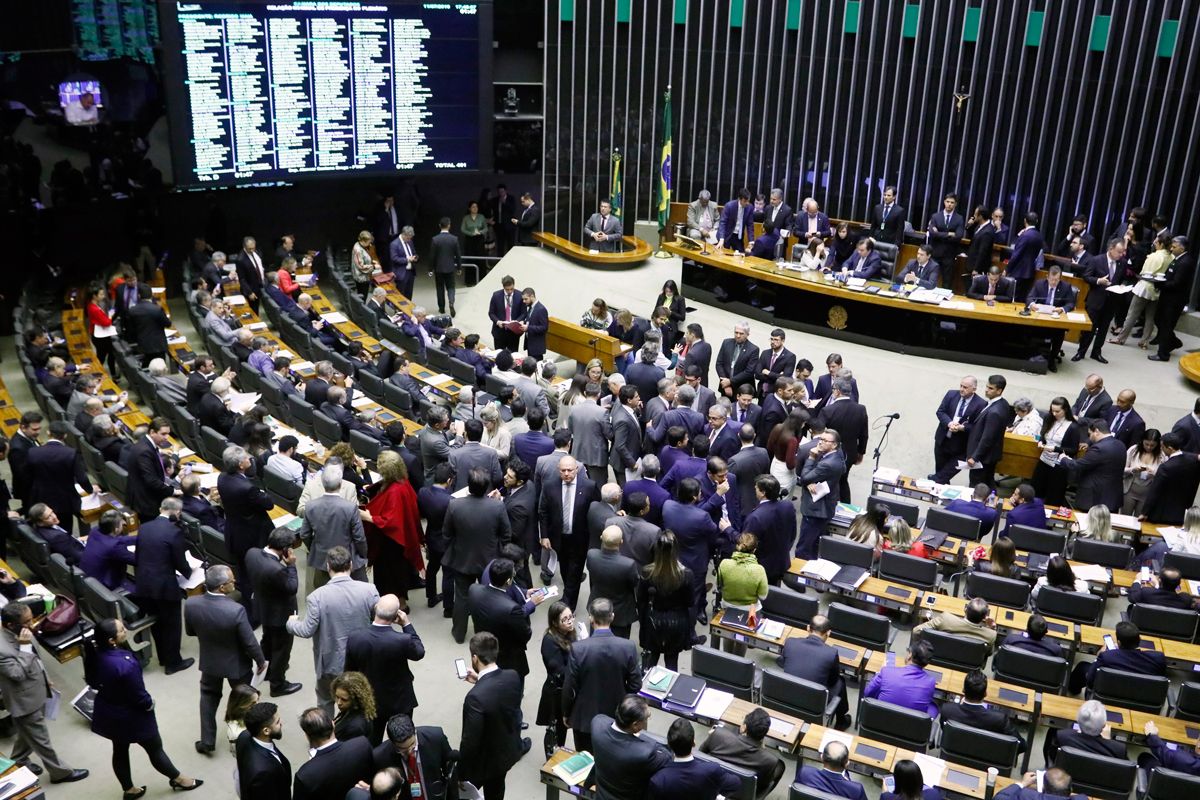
top-left (637, 531), bottom-right (698, 671)
top-left (331, 671), bottom-right (376, 742)
top-left (654, 280), bottom-right (687, 347)
top-left (535, 601), bottom-right (584, 757)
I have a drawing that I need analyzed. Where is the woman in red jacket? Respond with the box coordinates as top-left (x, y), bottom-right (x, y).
top-left (362, 450), bottom-right (424, 611)
top-left (86, 285), bottom-right (121, 379)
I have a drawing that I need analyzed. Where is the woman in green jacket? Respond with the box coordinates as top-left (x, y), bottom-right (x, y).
top-left (718, 533), bottom-right (769, 655)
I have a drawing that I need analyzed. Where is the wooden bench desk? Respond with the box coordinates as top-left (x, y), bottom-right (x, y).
top-left (546, 317), bottom-right (630, 373)
top-left (533, 231), bottom-right (653, 266)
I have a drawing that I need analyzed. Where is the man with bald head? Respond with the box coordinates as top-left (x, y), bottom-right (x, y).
top-left (1071, 373), bottom-right (1112, 425)
top-left (797, 741), bottom-right (868, 800)
top-left (586, 526), bottom-right (640, 638)
top-left (1104, 389), bottom-right (1145, 449)
top-left (343, 593), bottom-right (425, 742)
top-left (931, 375), bottom-right (986, 483)
top-left (538, 455), bottom-right (597, 610)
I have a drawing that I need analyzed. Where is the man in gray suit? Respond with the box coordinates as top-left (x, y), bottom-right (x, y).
top-left (448, 419), bottom-right (503, 492)
top-left (418, 405), bottom-right (459, 484)
top-left (727, 423), bottom-right (770, 512)
top-left (298, 464), bottom-right (368, 587)
top-left (797, 429), bottom-right (846, 558)
top-left (443, 468), bottom-right (513, 643)
top-left (287, 546), bottom-right (381, 716)
top-left (607, 491), bottom-right (660, 567)
top-left (0, 602), bottom-right (88, 783)
top-left (587, 482), bottom-right (623, 552)
top-left (429, 216), bottom-right (461, 316)
top-left (148, 358), bottom-right (189, 408)
top-left (513, 357), bottom-right (550, 418)
top-left (185, 565), bottom-right (267, 754)
top-left (583, 199), bottom-right (623, 253)
top-left (568, 382), bottom-right (610, 485)
top-left (534, 429), bottom-right (572, 499)
top-left (586, 527), bottom-right (640, 638)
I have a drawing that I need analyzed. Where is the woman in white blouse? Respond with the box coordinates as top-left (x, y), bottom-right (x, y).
top-left (1007, 397), bottom-right (1043, 437)
top-left (479, 404), bottom-right (511, 463)
top-left (1111, 232), bottom-right (1174, 347)
top-left (1140, 506), bottom-right (1200, 566)
top-left (1123, 428), bottom-right (1165, 515)
top-left (798, 238), bottom-right (827, 270)
top-left (1031, 397), bottom-right (1079, 506)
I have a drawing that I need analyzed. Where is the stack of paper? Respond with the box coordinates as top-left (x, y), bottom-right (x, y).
top-left (913, 753), bottom-right (947, 786)
top-left (799, 559), bottom-right (840, 582)
top-left (199, 472), bottom-right (221, 489)
top-left (273, 513), bottom-right (298, 529)
top-left (1072, 563), bottom-right (1110, 582)
top-left (322, 311), bottom-right (349, 324)
top-left (818, 728), bottom-right (853, 753)
top-left (422, 372), bottom-right (455, 386)
top-left (224, 294), bottom-right (246, 305)
top-left (227, 391), bottom-right (262, 414)
top-left (768, 717), bottom-right (796, 738)
top-left (552, 751), bottom-right (595, 786)
top-left (292, 360), bottom-right (315, 372)
top-left (694, 687), bottom-right (735, 720)
top-left (759, 620), bottom-right (786, 639)
top-left (1111, 513), bottom-right (1142, 531)
top-left (0, 765), bottom-right (39, 799)
top-left (351, 395), bottom-right (375, 410)
top-left (247, 321), bottom-right (268, 330)
top-left (642, 667), bottom-right (677, 698)
top-left (873, 467), bottom-right (902, 485)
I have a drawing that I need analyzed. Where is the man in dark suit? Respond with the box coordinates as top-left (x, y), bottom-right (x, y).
top-left (999, 614), bottom-right (1063, 659)
top-left (812, 354), bottom-right (860, 405)
top-left (185, 564), bottom-right (266, 754)
top-left (897, 244), bottom-right (941, 288)
top-left (487, 275), bottom-right (525, 350)
top-left (715, 323), bottom-right (760, 401)
top-left (1149, 236), bottom-right (1195, 362)
top-left (514, 192), bottom-right (540, 246)
top-left (817, 376), bottom-right (869, 502)
top-left (1073, 238), bottom-right (1128, 363)
top-left (1024, 265), bottom-right (1078, 371)
top-left (749, 189), bottom-right (793, 258)
top-left (1142, 431), bottom-right (1200, 524)
top-left (235, 236), bottom-right (266, 314)
top-left (718, 189), bottom-right (755, 252)
top-left (797, 431), bottom-right (846, 558)
top-left (1001, 483), bottom-right (1048, 536)
top-left (502, 460), bottom-right (538, 581)
top-left (622, 458), bottom-right (670, 525)
top-left (8, 412), bottom-right (42, 514)
top-left (797, 741), bottom-right (868, 800)
top-left (244, 528), bottom-right (302, 699)
top-left (608, 492), bottom-right (660, 567)
top-left (1137, 720), bottom-right (1200, 778)
top-left (607, 386), bottom-right (643, 486)
top-left (839, 237), bottom-right (885, 281)
top-left (185, 356), bottom-right (223, 413)
top-left (1005, 212), bottom-right (1046, 297)
top-left (1170, 400), bottom-right (1200, 453)
top-left (663, 478), bottom-right (732, 620)
top-left (699, 708), bottom-right (785, 799)
top-left (586, 529), bottom-right (640, 638)
top-left (181, 474), bottom-right (224, 531)
top-left (468, 559), bottom-right (533, 684)
top-left (134, 497), bottom-right (195, 674)
top-left (931, 377), bottom-right (988, 483)
top-left (520, 287), bottom-right (549, 359)
top-left (754, 373), bottom-right (790, 447)
top-left (491, 185), bottom-right (518, 255)
top-left (126, 417), bottom-right (176, 521)
top-left (197, 377), bottom-right (238, 437)
top-left (940, 670), bottom-right (1025, 751)
top-left (704, 405), bottom-right (740, 462)
top-left (925, 193), bottom-right (966, 269)
top-left (959, 375), bottom-right (1012, 489)
top-left (869, 186), bottom-right (906, 247)
top-left (125, 284), bottom-right (170, 365)
top-left (344, 594), bottom-right (426, 741)
top-left (778, 614), bottom-right (850, 728)
top-left (1063, 420), bottom-right (1125, 512)
top-left (1103, 390), bottom-right (1145, 449)
top-left (457, 632), bottom-right (529, 799)
top-left (562, 596), bottom-right (642, 752)
top-left (1044, 699), bottom-right (1128, 766)
top-left (427, 217), bottom-right (461, 316)
top-left (792, 197), bottom-right (832, 245)
top-left (967, 265), bottom-right (1017, 302)
top-left (236, 702), bottom-right (291, 800)
top-left (649, 718), bottom-right (742, 800)
top-left (443, 468), bottom-right (513, 642)
top-left (538, 456), bottom-right (596, 611)
top-left (30, 504), bottom-right (83, 565)
top-left (679, 324), bottom-right (713, 386)
top-left (994, 768), bottom-right (1086, 800)
top-left (1054, 215), bottom-right (1098, 257)
top-left (754, 328), bottom-right (796, 397)
top-left (741, 475), bottom-right (795, 585)
top-left (1068, 620), bottom-right (1166, 694)
top-left (728, 422), bottom-right (768, 505)
top-left (590, 695), bottom-right (671, 800)
top-left (26, 420), bottom-right (90, 535)
top-left (1128, 567), bottom-right (1199, 611)
top-left (293, 707), bottom-right (375, 800)
top-left (218, 445), bottom-right (276, 623)
top-left (964, 207), bottom-right (1002, 275)
top-left (447, 419), bottom-right (502, 491)
top-left (418, 463), bottom-right (454, 614)
top-left (373, 714), bottom-right (458, 800)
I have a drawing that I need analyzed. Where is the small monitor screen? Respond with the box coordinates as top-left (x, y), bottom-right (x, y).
top-left (59, 80), bottom-right (104, 109)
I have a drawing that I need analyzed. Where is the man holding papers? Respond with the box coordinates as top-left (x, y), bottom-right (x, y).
top-left (796, 430), bottom-right (845, 558)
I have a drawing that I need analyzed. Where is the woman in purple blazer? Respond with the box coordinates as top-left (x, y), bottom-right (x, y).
top-left (85, 618), bottom-right (203, 797)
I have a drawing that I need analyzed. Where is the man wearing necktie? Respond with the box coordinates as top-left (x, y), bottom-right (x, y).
top-left (718, 189), bottom-right (754, 252)
top-left (925, 192), bottom-right (965, 280)
top-left (584, 200), bottom-right (624, 253)
top-left (749, 189), bottom-right (793, 258)
top-left (1104, 390), bottom-right (1145, 449)
top-left (487, 275), bottom-right (525, 350)
top-left (931, 376), bottom-right (986, 483)
top-left (538, 456), bottom-right (596, 612)
top-left (367, 715), bottom-right (458, 800)
top-left (1074, 237), bottom-right (1128, 364)
top-left (870, 185), bottom-right (906, 246)
top-left (235, 236), bottom-right (266, 314)
top-left (389, 227), bottom-right (419, 299)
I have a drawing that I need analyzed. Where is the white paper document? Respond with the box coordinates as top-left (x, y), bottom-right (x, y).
top-left (1105, 284), bottom-right (1134, 294)
top-left (248, 321), bottom-right (268, 330)
top-left (694, 687), bottom-right (735, 721)
top-left (199, 472), bottom-right (221, 489)
top-left (227, 391), bottom-right (262, 414)
top-left (44, 687), bottom-right (62, 721)
top-left (223, 294), bottom-right (246, 305)
top-left (1071, 563), bottom-right (1110, 582)
top-left (809, 481), bottom-right (830, 501)
top-left (250, 662), bottom-right (269, 689)
top-left (759, 620), bottom-right (786, 639)
top-left (768, 716), bottom-right (795, 738)
top-left (818, 728), bottom-right (853, 753)
top-left (321, 311), bottom-right (349, 324)
top-left (421, 372), bottom-right (455, 386)
top-left (913, 753), bottom-right (947, 786)
top-left (0, 766), bottom-right (39, 799)
top-left (92, 323), bottom-right (117, 339)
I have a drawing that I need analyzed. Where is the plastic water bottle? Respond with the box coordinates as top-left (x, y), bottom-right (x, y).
top-left (987, 489), bottom-right (997, 508)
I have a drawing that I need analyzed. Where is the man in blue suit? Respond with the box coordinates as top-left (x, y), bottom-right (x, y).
top-left (742, 475), bottom-right (795, 585)
top-left (792, 197), bottom-right (832, 245)
top-left (512, 408), bottom-right (555, 468)
top-left (660, 437), bottom-right (709, 496)
top-left (1001, 483), bottom-right (1047, 535)
top-left (134, 497), bottom-right (196, 674)
top-left (649, 719), bottom-right (742, 800)
top-left (925, 193), bottom-right (966, 270)
top-left (663, 478), bottom-right (733, 621)
top-left (896, 244), bottom-right (941, 289)
top-left (704, 405), bottom-right (741, 462)
top-left (931, 376), bottom-right (987, 483)
top-left (623, 456), bottom-right (671, 525)
top-left (945, 484), bottom-right (1000, 534)
top-left (1139, 720), bottom-right (1200, 776)
top-left (1025, 265), bottom-right (1078, 371)
top-left (1073, 237), bottom-right (1128, 364)
top-left (699, 457), bottom-right (741, 530)
top-left (1005, 211), bottom-right (1045, 297)
top-left (1068, 620), bottom-right (1166, 694)
top-left (839, 238), bottom-right (884, 281)
top-left (718, 189), bottom-right (755, 252)
top-left (797, 430), bottom-right (846, 558)
top-left (797, 741), bottom-right (868, 800)
top-left (994, 768), bottom-right (1087, 800)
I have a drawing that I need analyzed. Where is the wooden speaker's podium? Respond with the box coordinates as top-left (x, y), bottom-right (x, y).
top-left (546, 318), bottom-right (630, 372)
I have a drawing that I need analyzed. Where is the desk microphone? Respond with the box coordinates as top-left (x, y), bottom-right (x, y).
top-left (587, 338), bottom-right (599, 345)
top-left (885, 413), bottom-right (900, 420)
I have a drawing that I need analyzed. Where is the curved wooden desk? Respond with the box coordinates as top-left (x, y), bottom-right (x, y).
top-left (1180, 353), bottom-right (1200, 384)
top-left (533, 231), bottom-right (653, 266)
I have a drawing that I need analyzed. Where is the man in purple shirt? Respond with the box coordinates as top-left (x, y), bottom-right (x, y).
top-left (862, 640), bottom-right (938, 717)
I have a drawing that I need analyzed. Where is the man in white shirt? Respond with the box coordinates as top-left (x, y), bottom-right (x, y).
top-left (266, 436), bottom-right (306, 487)
top-left (64, 92), bottom-right (99, 126)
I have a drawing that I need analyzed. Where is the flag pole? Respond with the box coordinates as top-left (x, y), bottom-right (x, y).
top-left (653, 85), bottom-right (673, 258)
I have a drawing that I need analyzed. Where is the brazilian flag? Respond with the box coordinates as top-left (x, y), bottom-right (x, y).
top-left (610, 151), bottom-right (623, 219)
top-left (655, 89), bottom-right (672, 228)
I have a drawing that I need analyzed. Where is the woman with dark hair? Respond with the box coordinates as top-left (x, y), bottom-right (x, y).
top-left (1032, 397), bottom-right (1078, 506)
top-left (461, 200), bottom-right (488, 265)
top-left (245, 422), bottom-right (275, 476)
top-left (331, 671), bottom-right (376, 742)
top-left (362, 450), bottom-right (423, 609)
top-left (1123, 428), bottom-right (1165, 515)
top-left (536, 601), bottom-right (587, 757)
top-left (768, 408), bottom-right (810, 497)
top-left (847, 504), bottom-right (888, 550)
top-left (85, 618), bottom-right (203, 796)
top-left (86, 284), bottom-right (121, 380)
top-left (227, 404), bottom-right (270, 447)
top-left (555, 373), bottom-right (590, 431)
top-left (1033, 555), bottom-right (1088, 603)
top-left (654, 280), bottom-right (686, 346)
top-left (827, 221), bottom-right (857, 268)
top-left (223, 684), bottom-right (259, 753)
top-left (580, 298), bottom-right (613, 331)
top-left (882, 758), bottom-right (944, 800)
top-left (637, 531), bottom-right (699, 670)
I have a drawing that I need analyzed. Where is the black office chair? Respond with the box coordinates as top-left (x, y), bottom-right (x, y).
top-left (828, 603), bottom-right (894, 650)
top-left (1034, 585), bottom-right (1103, 626)
top-left (878, 549), bottom-right (940, 591)
top-left (312, 410), bottom-right (344, 447)
top-left (924, 506), bottom-right (983, 541)
top-left (1169, 681), bottom-right (1200, 722)
top-left (868, 494), bottom-right (919, 526)
top-left (286, 394), bottom-right (316, 436)
top-left (818, 536), bottom-right (875, 570)
top-left (330, 352), bottom-right (357, 380)
top-left (102, 461), bottom-right (129, 502)
top-left (1054, 746), bottom-right (1137, 800)
top-left (13, 525), bottom-right (51, 580)
top-left (965, 572), bottom-right (1031, 610)
top-left (426, 347), bottom-right (452, 372)
top-left (237, 363), bottom-right (264, 394)
top-left (174, 407), bottom-right (203, 452)
top-left (874, 241), bottom-right (899, 279)
top-left (200, 425), bottom-right (229, 465)
top-left (257, 377), bottom-right (285, 414)
top-left (1007, 524), bottom-right (1067, 557)
top-left (920, 629), bottom-right (991, 672)
top-left (1128, 603), bottom-right (1200, 642)
top-left (790, 784), bottom-right (847, 800)
top-left (1141, 766), bottom-right (1200, 800)
top-left (857, 698), bottom-right (933, 753)
top-left (690, 645), bottom-right (755, 700)
top-left (356, 370), bottom-right (386, 404)
top-left (760, 668), bottom-right (840, 725)
top-left (263, 468), bottom-right (302, 514)
top-left (992, 644), bottom-right (1069, 693)
top-left (1071, 538), bottom-right (1134, 570)
top-left (383, 381), bottom-right (415, 416)
top-left (1090, 666), bottom-right (1169, 714)
top-left (46, 553), bottom-right (87, 599)
top-left (761, 586), bottom-right (818, 629)
top-left (200, 525), bottom-right (234, 566)
top-left (938, 720), bottom-right (1021, 776)
top-left (1164, 551), bottom-right (1200, 581)
top-left (349, 429), bottom-right (383, 462)
top-left (447, 358), bottom-right (476, 386)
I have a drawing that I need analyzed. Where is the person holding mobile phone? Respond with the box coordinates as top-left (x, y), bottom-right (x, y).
top-left (881, 759), bottom-right (943, 800)
top-left (456, 632), bottom-right (529, 799)
top-left (1068, 619), bottom-right (1165, 695)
